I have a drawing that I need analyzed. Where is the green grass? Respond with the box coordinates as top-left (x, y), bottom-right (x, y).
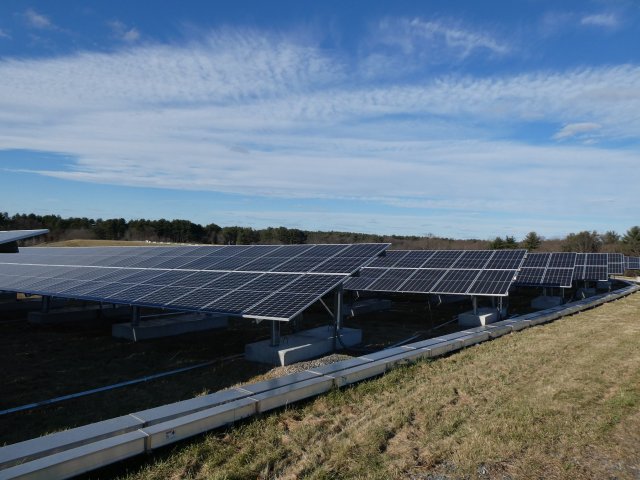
top-left (97, 292), bottom-right (640, 480)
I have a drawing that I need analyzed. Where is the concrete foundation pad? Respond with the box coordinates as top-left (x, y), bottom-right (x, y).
top-left (28, 305), bottom-right (131, 325)
top-left (348, 299), bottom-right (392, 316)
top-left (458, 307), bottom-right (500, 327)
top-left (531, 295), bottom-right (563, 310)
top-left (112, 314), bottom-right (228, 341)
top-left (244, 326), bottom-right (362, 366)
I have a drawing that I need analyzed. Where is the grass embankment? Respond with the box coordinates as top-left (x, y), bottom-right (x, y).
top-left (109, 292), bottom-right (640, 480)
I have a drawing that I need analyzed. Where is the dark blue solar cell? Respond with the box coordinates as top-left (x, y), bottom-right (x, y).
top-left (484, 250), bottom-right (526, 269)
top-left (245, 293), bottom-right (319, 319)
top-left (235, 257), bottom-right (289, 272)
top-left (168, 288), bottom-right (231, 310)
top-left (242, 273), bottom-right (300, 292)
top-left (468, 270), bottom-right (517, 295)
top-left (286, 274), bottom-right (343, 294)
top-left (136, 286), bottom-right (195, 307)
top-left (107, 284), bottom-right (160, 303)
top-left (311, 257), bottom-right (371, 274)
top-left (204, 290), bottom-right (271, 314)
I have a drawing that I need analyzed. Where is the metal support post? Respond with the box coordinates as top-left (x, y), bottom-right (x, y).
top-left (270, 321), bottom-right (281, 347)
top-left (41, 295), bottom-right (51, 313)
top-left (333, 285), bottom-right (344, 351)
top-left (472, 296), bottom-right (478, 315)
top-left (131, 306), bottom-right (141, 327)
top-left (498, 297), bottom-right (504, 317)
top-left (335, 285), bottom-right (344, 332)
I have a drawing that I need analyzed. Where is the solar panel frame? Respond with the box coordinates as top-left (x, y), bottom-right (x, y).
top-left (0, 229), bottom-right (49, 245)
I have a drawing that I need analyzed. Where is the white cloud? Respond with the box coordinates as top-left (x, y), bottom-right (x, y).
top-left (553, 122), bottom-right (601, 140)
top-left (24, 8), bottom-right (53, 29)
top-left (107, 20), bottom-right (141, 42)
top-left (581, 13), bottom-right (620, 28)
top-left (0, 30), bottom-right (638, 236)
top-left (0, 28), bottom-right (10, 39)
top-left (374, 17), bottom-right (510, 61)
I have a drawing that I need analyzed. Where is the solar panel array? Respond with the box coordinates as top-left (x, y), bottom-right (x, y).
top-left (0, 244), bottom-right (388, 321)
top-left (0, 229), bottom-right (49, 245)
top-left (344, 249), bottom-right (526, 297)
top-left (514, 252), bottom-right (576, 288)
top-left (625, 256), bottom-right (640, 270)
top-left (573, 253), bottom-right (609, 281)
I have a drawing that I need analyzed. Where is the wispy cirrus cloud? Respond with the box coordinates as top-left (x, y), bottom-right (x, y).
top-left (553, 122), bottom-right (601, 141)
top-left (581, 12), bottom-right (620, 28)
top-left (24, 8), bottom-right (54, 29)
top-left (0, 28), bottom-right (638, 236)
top-left (107, 20), bottom-right (141, 42)
top-left (374, 17), bottom-right (510, 61)
top-left (0, 28), bottom-right (10, 39)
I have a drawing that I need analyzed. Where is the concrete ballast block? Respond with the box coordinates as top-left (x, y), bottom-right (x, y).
top-left (142, 398), bottom-right (257, 451)
top-left (249, 376), bottom-right (334, 413)
top-left (245, 326), bottom-right (362, 366)
top-left (0, 430), bottom-right (147, 480)
top-left (112, 313), bottom-right (228, 341)
top-left (0, 414), bottom-right (143, 469)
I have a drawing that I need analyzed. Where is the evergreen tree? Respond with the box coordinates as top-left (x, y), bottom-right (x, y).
top-left (521, 231), bottom-right (542, 250)
top-left (622, 226), bottom-right (640, 256)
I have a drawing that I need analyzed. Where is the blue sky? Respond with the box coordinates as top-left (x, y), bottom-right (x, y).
top-left (0, 1), bottom-right (638, 239)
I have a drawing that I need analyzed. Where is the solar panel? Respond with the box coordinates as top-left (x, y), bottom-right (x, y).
top-left (607, 253), bottom-right (624, 275)
top-left (0, 243), bottom-right (389, 321)
top-left (366, 250), bottom-right (410, 268)
top-left (400, 269), bottom-right (447, 293)
top-left (422, 251), bottom-right (464, 269)
top-left (367, 268), bottom-right (418, 292)
top-left (515, 252), bottom-right (576, 288)
top-left (0, 229), bottom-right (49, 246)
top-left (573, 253), bottom-right (609, 281)
top-left (542, 268), bottom-right (574, 287)
top-left (431, 269), bottom-right (481, 294)
top-left (522, 253), bottom-right (551, 268)
top-left (625, 256), bottom-right (640, 270)
top-left (515, 267), bottom-right (546, 286)
top-left (485, 250), bottom-right (527, 269)
top-left (392, 251), bottom-right (435, 268)
top-left (468, 269), bottom-right (518, 296)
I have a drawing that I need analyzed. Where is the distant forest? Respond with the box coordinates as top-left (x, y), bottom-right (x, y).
top-left (2, 212), bottom-right (639, 256)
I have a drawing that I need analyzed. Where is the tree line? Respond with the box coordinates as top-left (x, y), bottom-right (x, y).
top-left (1, 212), bottom-right (639, 256)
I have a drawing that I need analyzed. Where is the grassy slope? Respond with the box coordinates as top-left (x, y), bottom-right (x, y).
top-left (110, 292), bottom-right (640, 480)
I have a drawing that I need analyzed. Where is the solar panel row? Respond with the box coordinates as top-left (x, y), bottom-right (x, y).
top-left (10, 243), bottom-right (384, 275)
top-left (344, 250), bottom-right (526, 296)
top-left (0, 243), bottom-right (389, 321)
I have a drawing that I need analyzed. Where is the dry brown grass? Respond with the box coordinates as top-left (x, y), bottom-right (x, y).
top-left (106, 292), bottom-right (640, 480)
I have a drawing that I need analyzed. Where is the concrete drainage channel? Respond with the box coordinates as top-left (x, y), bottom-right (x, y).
top-left (1, 283), bottom-right (639, 480)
